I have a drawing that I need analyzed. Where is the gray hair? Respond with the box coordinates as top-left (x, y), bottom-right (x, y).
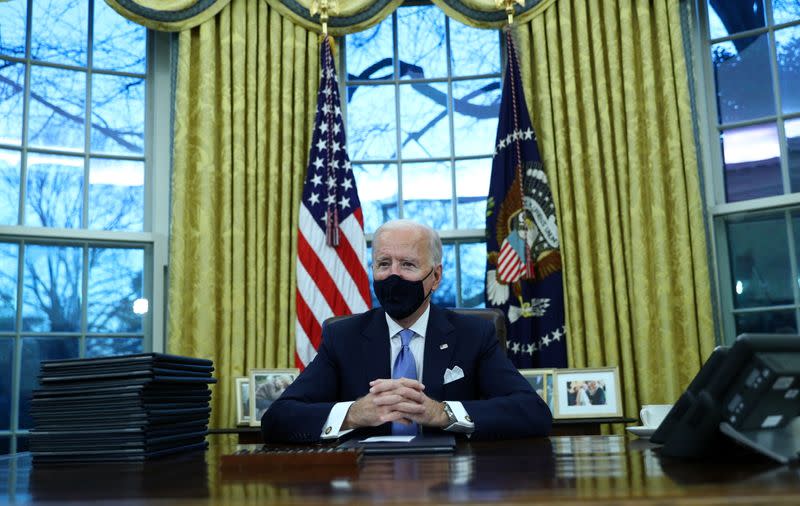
top-left (372, 219), bottom-right (443, 268)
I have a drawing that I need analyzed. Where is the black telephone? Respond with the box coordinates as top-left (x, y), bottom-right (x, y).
top-left (651, 334), bottom-right (800, 465)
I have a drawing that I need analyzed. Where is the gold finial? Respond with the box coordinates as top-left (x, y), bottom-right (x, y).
top-left (310, 0), bottom-right (339, 35)
top-left (495, 0), bottom-right (524, 26)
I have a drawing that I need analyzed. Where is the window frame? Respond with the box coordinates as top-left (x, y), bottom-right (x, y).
top-left (0, 6), bottom-right (172, 454)
top-left (691, 0), bottom-right (800, 343)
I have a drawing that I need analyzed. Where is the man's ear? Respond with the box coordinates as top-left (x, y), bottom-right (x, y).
top-left (432, 264), bottom-right (443, 290)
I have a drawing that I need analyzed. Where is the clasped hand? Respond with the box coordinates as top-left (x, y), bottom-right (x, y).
top-left (343, 378), bottom-right (448, 430)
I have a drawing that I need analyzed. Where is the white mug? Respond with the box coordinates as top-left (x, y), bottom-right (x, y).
top-left (640, 404), bottom-right (672, 427)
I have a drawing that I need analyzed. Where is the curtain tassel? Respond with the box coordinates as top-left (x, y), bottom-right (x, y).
top-left (326, 208), bottom-right (339, 247)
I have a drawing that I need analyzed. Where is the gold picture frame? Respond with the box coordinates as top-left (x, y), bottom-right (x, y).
top-left (235, 377), bottom-right (250, 426)
top-left (249, 368), bottom-right (299, 427)
top-left (552, 367), bottom-right (622, 419)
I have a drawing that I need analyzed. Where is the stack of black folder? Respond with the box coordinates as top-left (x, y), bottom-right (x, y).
top-left (29, 353), bottom-right (216, 464)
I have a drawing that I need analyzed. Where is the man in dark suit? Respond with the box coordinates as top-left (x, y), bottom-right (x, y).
top-left (587, 380), bottom-right (606, 405)
top-left (262, 219), bottom-right (552, 442)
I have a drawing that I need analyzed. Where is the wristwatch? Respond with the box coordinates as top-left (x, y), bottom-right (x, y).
top-left (442, 401), bottom-right (458, 429)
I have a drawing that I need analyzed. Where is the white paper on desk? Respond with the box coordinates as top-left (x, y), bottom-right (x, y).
top-left (360, 436), bottom-right (415, 443)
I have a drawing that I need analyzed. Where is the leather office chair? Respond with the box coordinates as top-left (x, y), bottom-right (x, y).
top-left (323, 307), bottom-right (507, 352)
top-left (448, 307), bottom-right (506, 352)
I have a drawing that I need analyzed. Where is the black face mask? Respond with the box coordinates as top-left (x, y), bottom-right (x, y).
top-left (373, 269), bottom-right (434, 320)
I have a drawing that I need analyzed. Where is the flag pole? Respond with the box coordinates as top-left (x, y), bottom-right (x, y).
top-left (495, 0), bottom-right (525, 26)
top-left (310, 0), bottom-right (339, 37)
top-left (310, 0), bottom-right (342, 245)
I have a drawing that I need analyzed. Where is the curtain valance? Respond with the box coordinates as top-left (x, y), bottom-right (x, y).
top-left (265, 0), bottom-right (554, 33)
top-left (107, 0), bottom-right (555, 33)
top-left (105, 0), bottom-right (233, 31)
top-left (430, 0), bottom-right (555, 29)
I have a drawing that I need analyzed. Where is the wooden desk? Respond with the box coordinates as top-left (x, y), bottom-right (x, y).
top-left (3, 434), bottom-right (800, 505)
top-left (218, 417), bottom-right (638, 443)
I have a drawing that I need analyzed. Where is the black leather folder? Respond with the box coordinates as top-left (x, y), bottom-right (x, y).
top-left (337, 434), bottom-right (456, 455)
top-left (40, 353), bottom-right (213, 369)
top-left (32, 441), bottom-right (209, 463)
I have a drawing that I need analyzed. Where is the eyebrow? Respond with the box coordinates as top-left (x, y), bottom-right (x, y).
top-left (373, 255), bottom-right (419, 264)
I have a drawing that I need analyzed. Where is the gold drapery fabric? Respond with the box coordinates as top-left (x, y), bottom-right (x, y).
top-left (168, 0), bottom-right (319, 428)
top-left (105, 0), bottom-right (232, 31)
top-left (514, 0), bottom-right (715, 420)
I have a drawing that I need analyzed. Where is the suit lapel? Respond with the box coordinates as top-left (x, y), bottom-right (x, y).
top-left (362, 310), bottom-right (391, 387)
top-left (422, 305), bottom-right (455, 402)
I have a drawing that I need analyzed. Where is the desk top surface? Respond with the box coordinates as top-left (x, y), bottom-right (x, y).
top-left (3, 434), bottom-right (800, 505)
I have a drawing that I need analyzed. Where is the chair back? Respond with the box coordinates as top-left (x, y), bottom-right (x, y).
top-left (448, 307), bottom-right (506, 351)
top-left (322, 307), bottom-right (507, 351)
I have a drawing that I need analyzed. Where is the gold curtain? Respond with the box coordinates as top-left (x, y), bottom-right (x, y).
top-left (514, 0), bottom-right (716, 420)
top-left (168, 0), bottom-right (319, 428)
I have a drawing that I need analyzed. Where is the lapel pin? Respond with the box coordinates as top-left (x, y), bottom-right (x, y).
top-left (440, 344), bottom-right (448, 350)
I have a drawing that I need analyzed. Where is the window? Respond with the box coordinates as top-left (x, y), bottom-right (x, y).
top-left (343, 3), bottom-right (501, 307)
top-left (0, 0), bottom-right (170, 455)
top-left (695, 1), bottom-right (800, 341)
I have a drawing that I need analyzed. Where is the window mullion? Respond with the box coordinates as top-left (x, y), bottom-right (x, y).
top-left (784, 210), bottom-right (800, 331)
top-left (763, 7), bottom-right (791, 196)
top-left (19, 0), bottom-right (33, 227)
top-left (81, 244), bottom-right (89, 356)
top-left (9, 239), bottom-right (25, 454)
top-left (444, 15), bottom-right (458, 231)
top-left (84, 0), bottom-right (95, 232)
top-left (392, 12), bottom-right (404, 219)
top-left (696, 0), bottom-right (727, 207)
top-left (713, 217), bottom-right (737, 342)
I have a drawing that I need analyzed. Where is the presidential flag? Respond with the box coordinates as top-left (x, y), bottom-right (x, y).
top-left (295, 37), bottom-right (371, 369)
top-left (485, 31), bottom-right (567, 368)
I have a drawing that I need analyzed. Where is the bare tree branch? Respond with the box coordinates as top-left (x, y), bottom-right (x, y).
top-left (0, 72), bottom-right (142, 152)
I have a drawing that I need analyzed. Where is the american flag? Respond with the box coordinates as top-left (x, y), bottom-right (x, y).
top-left (485, 31), bottom-right (567, 369)
top-left (295, 37), bottom-right (371, 369)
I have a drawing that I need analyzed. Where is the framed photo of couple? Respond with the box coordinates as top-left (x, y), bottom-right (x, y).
top-left (551, 367), bottom-right (622, 419)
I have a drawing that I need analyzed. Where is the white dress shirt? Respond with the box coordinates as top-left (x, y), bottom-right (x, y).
top-left (320, 305), bottom-right (475, 439)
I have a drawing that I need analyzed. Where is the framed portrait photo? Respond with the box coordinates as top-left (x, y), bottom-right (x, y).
top-left (235, 377), bottom-right (250, 426)
top-left (249, 368), bottom-right (299, 427)
top-left (552, 367), bottom-right (622, 419)
top-left (519, 368), bottom-right (555, 408)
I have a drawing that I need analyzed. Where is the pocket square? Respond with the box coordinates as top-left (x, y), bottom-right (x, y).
top-left (443, 366), bottom-right (464, 384)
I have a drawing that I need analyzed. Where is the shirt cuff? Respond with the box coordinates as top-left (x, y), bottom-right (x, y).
top-left (320, 401), bottom-right (355, 439)
top-left (444, 401), bottom-right (475, 434)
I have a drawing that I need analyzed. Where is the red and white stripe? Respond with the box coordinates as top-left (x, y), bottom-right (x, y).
top-left (497, 239), bottom-right (525, 283)
top-left (295, 206), bottom-right (371, 368)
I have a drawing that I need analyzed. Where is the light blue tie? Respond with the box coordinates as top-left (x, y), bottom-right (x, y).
top-left (391, 328), bottom-right (418, 435)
